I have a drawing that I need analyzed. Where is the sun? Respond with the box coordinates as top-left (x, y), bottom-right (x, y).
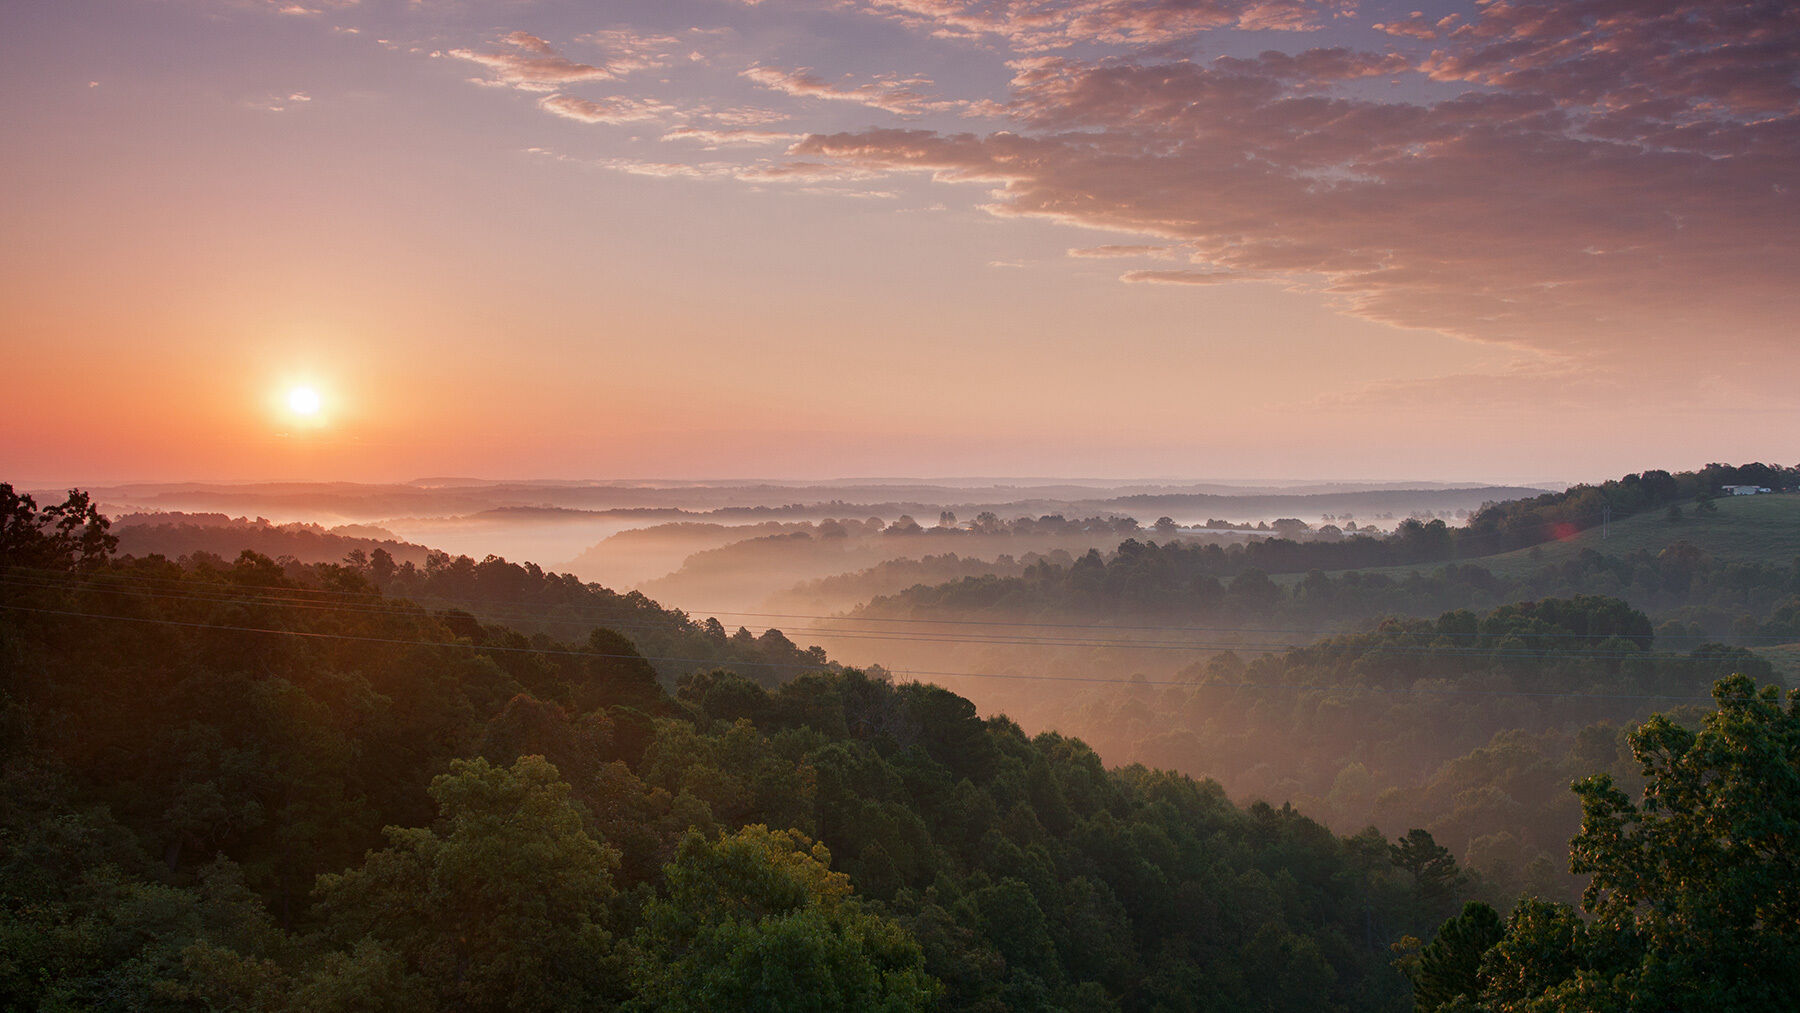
top-left (288, 386), bottom-right (322, 416)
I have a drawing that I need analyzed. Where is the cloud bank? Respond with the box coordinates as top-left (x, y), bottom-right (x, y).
top-left (782, 0), bottom-right (1800, 372)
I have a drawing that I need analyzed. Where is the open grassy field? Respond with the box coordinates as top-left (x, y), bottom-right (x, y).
top-left (1468, 491), bottom-right (1800, 577)
top-left (1752, 642), bottom-right (1800, 686)
top-left (1280, 491), bottom-right (1800, 586)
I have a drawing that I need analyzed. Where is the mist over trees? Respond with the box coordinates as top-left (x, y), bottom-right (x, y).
top-left (953, 596), bottom-right (1773, 901)
top-left (1399, 675), bottom-right (1800, 1012)
top-left (4, 476), bottom-right (1796, 1011)
top-left (3, 490), bottom-right (1463, 1010)
top-left (631, 514), bottom-right (1179, 616)
top-left (111, 512), bottom-right (434, 569)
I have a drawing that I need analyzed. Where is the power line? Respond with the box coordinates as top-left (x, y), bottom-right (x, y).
top-left (5, 571), bottom-right (1780, 659)
top-left (0, 603), bottom-right (1726, 704)
top-left (4, 565), bottom-right (1775, 646)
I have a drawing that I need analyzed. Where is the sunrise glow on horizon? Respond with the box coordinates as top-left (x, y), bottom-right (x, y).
top-left (2, 1), bottom-right (1795, 486)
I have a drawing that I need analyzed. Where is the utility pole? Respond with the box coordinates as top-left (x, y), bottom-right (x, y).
top-left (1602, 504), bottom-right (1610, 540)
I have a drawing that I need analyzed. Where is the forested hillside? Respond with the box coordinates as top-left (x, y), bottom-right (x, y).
top-left (560, 520), bottom-right (817, 588)
top-left (5, 484), bottom-right (1794, 1011)
top-left (844, 468), bottom-right (1800, 691)
top-left (5, 487), bottom-right (1461, 1011)
top-left (856, 465), bottom-right (1797, 620)
top-left (857, 527), bottom-right (1800, 649)
top-left (96, 531), bottom-right (837, 688)
top-left (112, 513), bottom-right (435, 568)
top-left (767, 551), bottom-right (1039, 615)
top-left (958, 596), bottom-right (1773, 902)
top-left (633, 514), bottom-right (1169, 616)
top-left (1398, 676), bottom-right (1799, 1011)
top-left (354, 547), bottom-right (836, 685)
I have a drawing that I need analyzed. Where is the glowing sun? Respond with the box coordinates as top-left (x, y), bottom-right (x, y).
top-left (288, 386), bottom-right (322, 416)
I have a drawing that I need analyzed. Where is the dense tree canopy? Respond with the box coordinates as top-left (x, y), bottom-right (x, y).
top-left (1408, 675), bottom-right (1800, 1012)
top-left (0, 500), bottom-right (1463, 1011)
top-left (3, 486), bottom-right (1790, 1011)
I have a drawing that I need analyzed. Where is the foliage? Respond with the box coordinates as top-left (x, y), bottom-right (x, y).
top-left (311, 755), bottom-right (623, 1011)
top-left (627, 825), bottom-right (936, 1012)
top-left (1559, 674), bottom-right (1800, 1009)
top-left (1399, 901), bottom-right (1504, 1013)
top-left (1, 522), bottom-right (1457, 1011)
top-left (8, 488), bottom-right (1792, 1012)
top-left (1, 485), bottom-right (117, 572)
top-left (347, 546), bottom-right (836, 684)
top-left (1410, 676), bottom-right (1800, 1012)
top-left (110, 512), bottom-right (432, 570)
top-left (960, 596), bottom-right (1764, 900)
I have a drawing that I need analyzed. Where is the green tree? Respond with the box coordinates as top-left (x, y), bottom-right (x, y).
top-left (312, 755), bottom-right (622, 1012)
top-left (0, 485), bottom-right (116, 570)
top-left (1403, 901), bottom-right (1504, 1012)
top-left (1466, 897), bottom-right (1588, 1013)
top-left (628, 825), bottom-right (937, 1012)
top-left (1563, 674), bottom-right (1800, 1009)
top-left (1439, 676), bottom-right (1800, 1012)
top-left (1391, 828), bottom-right (1463, 897)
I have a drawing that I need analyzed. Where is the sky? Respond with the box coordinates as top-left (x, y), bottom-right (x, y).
top-left (2, 0), bottom-right (1796, 485)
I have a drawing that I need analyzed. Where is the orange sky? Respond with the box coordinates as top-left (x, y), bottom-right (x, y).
top-left (3, 1), bottom-right (1795, 485)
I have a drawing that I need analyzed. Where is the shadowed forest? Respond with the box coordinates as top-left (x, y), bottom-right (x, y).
top-left (3, 466), bottom-right (1797, 1011)
top-left (12, 0), bottom-right (1800, 1007)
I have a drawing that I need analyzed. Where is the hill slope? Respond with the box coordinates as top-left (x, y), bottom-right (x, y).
top-left (1352, 492), bottom-right (1800, 584)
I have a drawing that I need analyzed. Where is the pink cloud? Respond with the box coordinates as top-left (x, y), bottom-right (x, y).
top-left (1371, 10), bottom-right (1456, 40)
top-left (538, 94), bottom-right (673, 124)
top-left (662, 126), bottom-right (805, 147)
top-left (740, 66), bottom-right (959, 115)
top-left (1421, 0), bottom-right (1800, 119)
top-left (736, 161), bottom-right (886, 182)
top-left (695, 106), bottom-right (791, 127)
top-left (785, 9), bottom-right (1800, 370)
top-left (575, 28), bottom-right (683, 75)
top-left (1067, 244), bottom-right (1178, 257)
top-left (587, 156), bottom-right (890, 188)
top-left (596, 158), bottom-right (732, 180)
top-left (849, 0), bottom-right (1345, 49)
top-left (451, 33), bottom-right (616, 91)
top-left (1121, 269), bottom-right (1251, 284)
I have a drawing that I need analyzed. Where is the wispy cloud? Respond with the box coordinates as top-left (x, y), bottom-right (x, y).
top-left (450, 32), bottom-right (617, 92)
top-left (562, 152), bottom-right (895, 192)
top-left (538, 94), bottom-right (673, 124)
top-left (741, 66), bottom-right (959, 115)
top-left (1121, 269), bottom-right (1251, 285)
top-left (662, 126), bottom-right (805, 147)
top-left (803, 0), bottom-right (1345, 50)
top-left (1068, 244), bottom-right (1177, 258)
top-left (1371, 10), bottom-right (1458, 40)
top-left (247, 91), bottom-right (313, 112)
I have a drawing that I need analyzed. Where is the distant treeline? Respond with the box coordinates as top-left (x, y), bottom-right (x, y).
top-left (337, 547), bottom-right (836, 685)
top-left (633, 516), bottom-right (1184, 617)
top-left (858, 533), bottom-right (1800, 649)
top-left (112, 512), bottom-right (433, 568)
top-left (1459, 462), bottom-right (1796, 551)
top-left (768, 551), bottom-right (1040, 613)
top-left (1041, 464), bottom-right (1796, 579)
top-left (1099, 487), bottom-right (1547, 517)
top-left (102, 514), bottom-right (840, 686)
